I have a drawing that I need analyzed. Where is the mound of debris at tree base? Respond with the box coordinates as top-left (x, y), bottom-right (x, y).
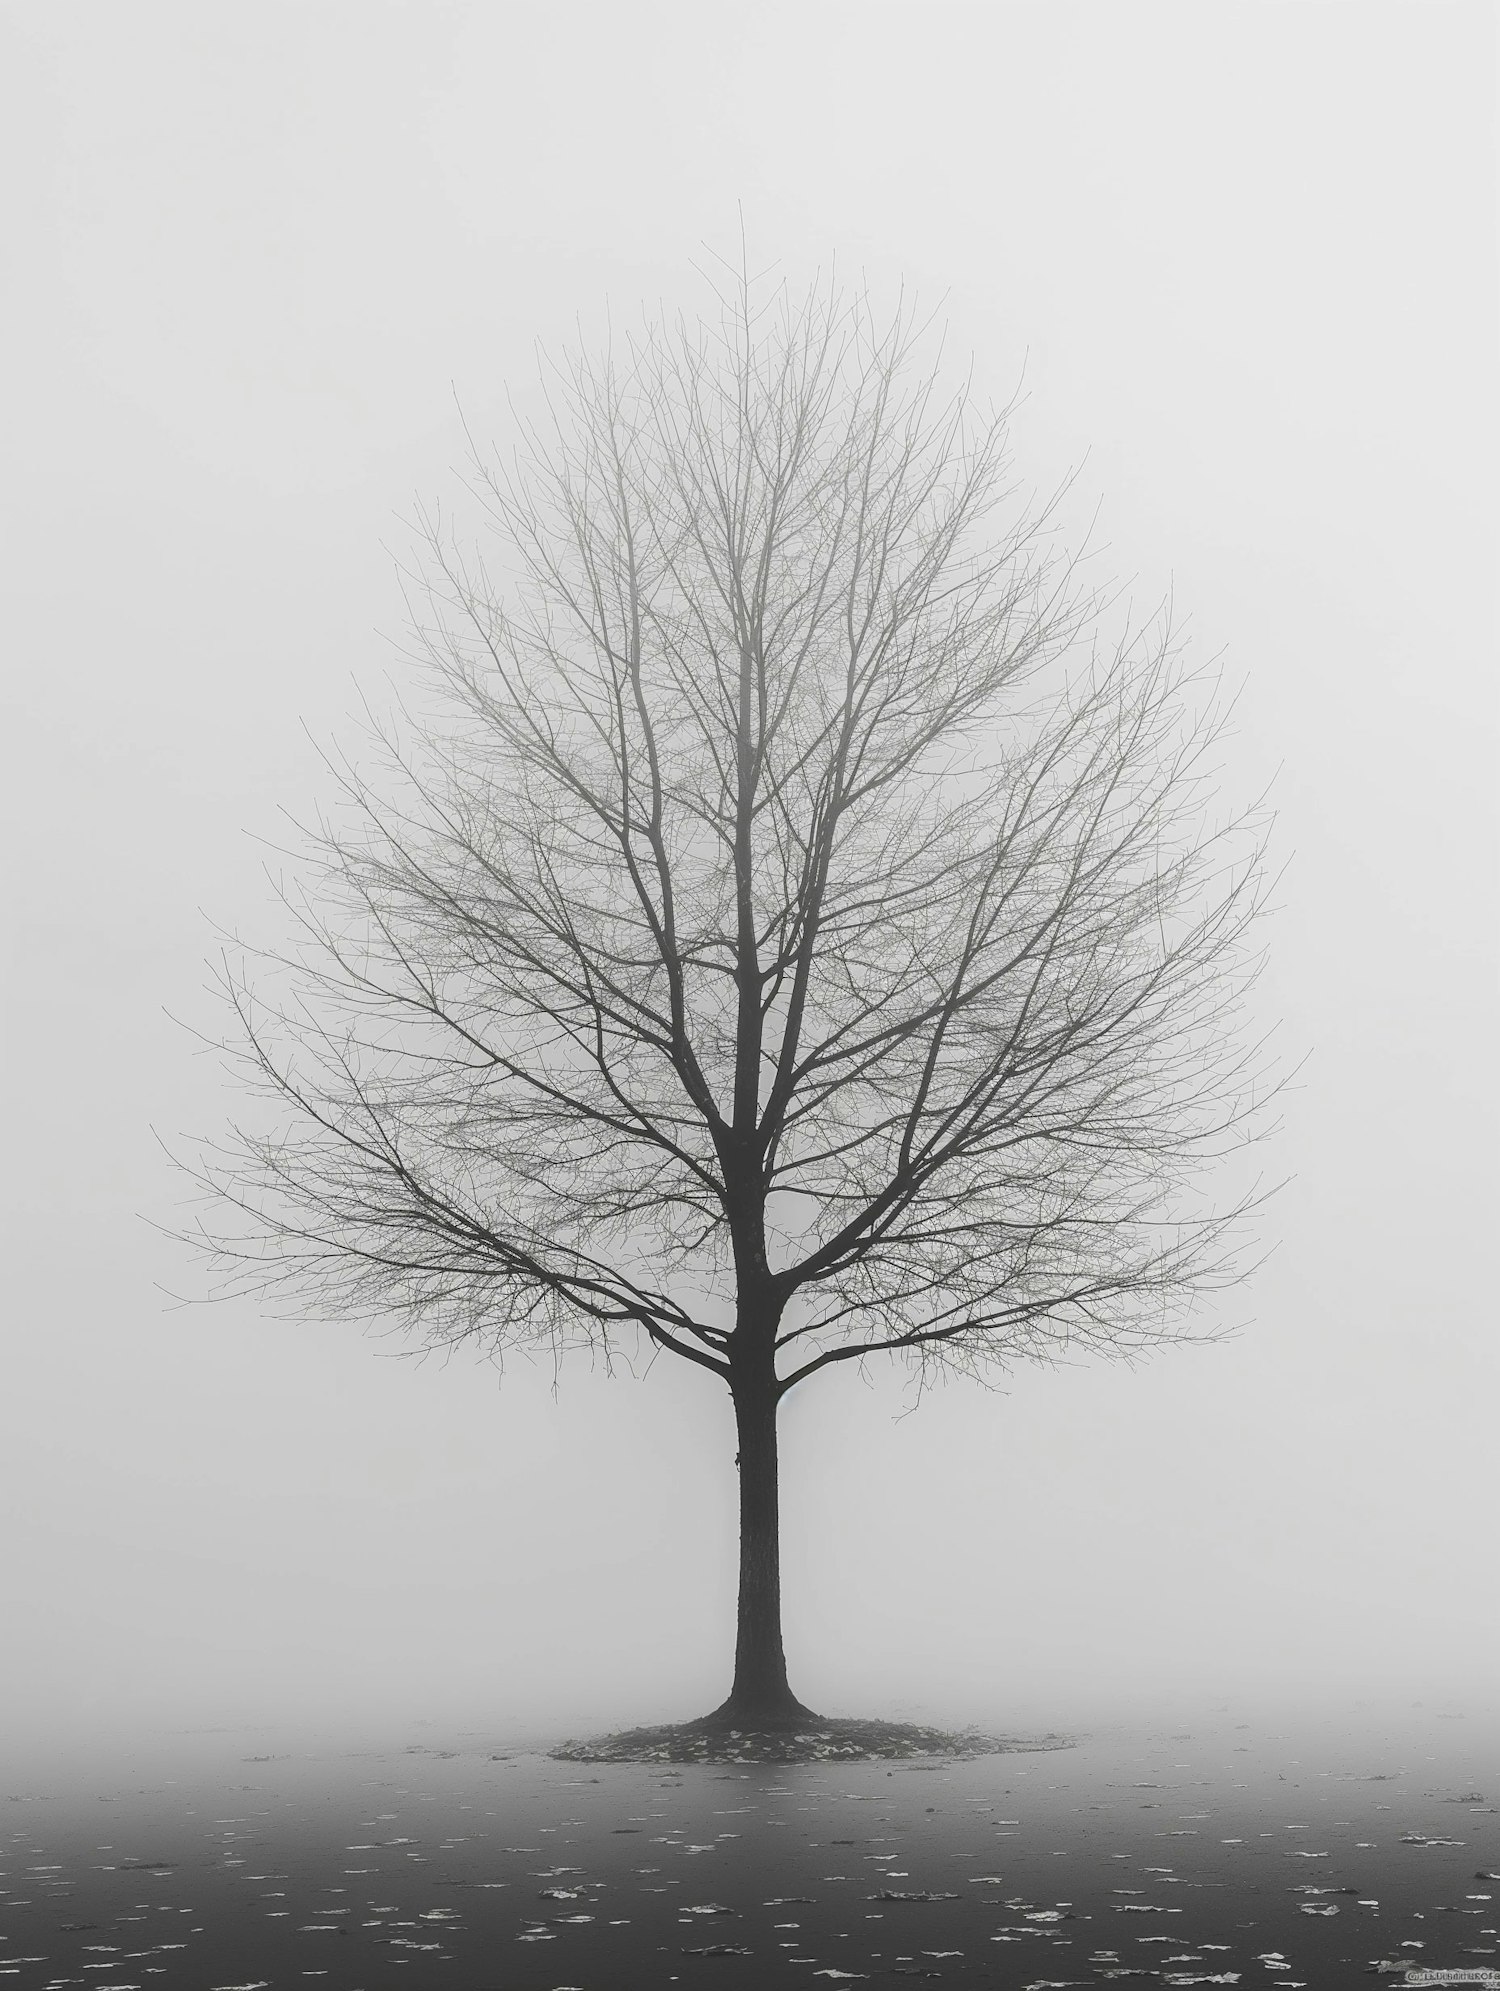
top-left (551, 1719), bottom-right (1074, 1765)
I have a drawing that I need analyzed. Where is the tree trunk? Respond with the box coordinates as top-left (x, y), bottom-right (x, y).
top-left (710, 1376), bottom-right (817, 1729)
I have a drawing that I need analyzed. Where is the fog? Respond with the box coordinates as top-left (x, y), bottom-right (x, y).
top-left (3, 2), bottom-right (1495, 1757)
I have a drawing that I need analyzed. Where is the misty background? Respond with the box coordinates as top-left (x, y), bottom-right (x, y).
top-left (2, 2), bottom-right (1495, 1753)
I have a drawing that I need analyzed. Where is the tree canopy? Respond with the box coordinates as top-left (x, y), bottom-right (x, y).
top-left (187, 280), bottom-right (1274, 1381)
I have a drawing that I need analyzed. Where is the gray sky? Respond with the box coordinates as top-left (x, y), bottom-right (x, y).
top-left (3, 1), bottom-right (1496, 1748)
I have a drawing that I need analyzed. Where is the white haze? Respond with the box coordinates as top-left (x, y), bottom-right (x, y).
top-left (2, 2), bottom-right (1495, 1755)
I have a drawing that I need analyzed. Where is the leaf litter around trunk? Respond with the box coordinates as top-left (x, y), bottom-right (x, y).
top-left (551, 1717), bottom-right (1075, 1765)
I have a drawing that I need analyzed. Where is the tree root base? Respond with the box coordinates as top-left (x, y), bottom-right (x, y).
top-left (550, 1716), bottom-right (1074, 1765)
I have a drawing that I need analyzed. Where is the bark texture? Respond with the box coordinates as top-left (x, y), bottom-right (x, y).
top-left (712, 1378), bottom-right (815, 1727)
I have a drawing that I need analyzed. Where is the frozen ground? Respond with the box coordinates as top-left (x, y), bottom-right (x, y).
top-left (3, 1705), bottom-right (1496, 1988)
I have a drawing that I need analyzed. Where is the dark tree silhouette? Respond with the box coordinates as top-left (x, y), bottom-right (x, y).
top-left (180, 275), bottom-right (1278, 1729)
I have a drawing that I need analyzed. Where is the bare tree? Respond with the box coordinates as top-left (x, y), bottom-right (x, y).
top-left (179, 273), bottom-right (1278, 1729)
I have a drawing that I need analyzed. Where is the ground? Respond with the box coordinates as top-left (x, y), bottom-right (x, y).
top-left (4, 1705), bottom-right (1496, 1987)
